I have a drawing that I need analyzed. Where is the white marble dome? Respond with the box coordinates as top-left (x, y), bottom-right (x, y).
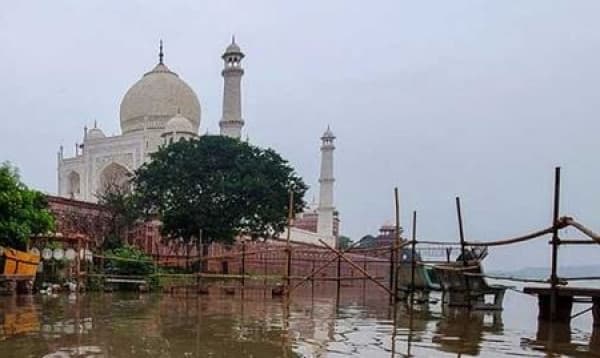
top-left (120, 62), bottom-right (201, 134)
top-left (87, 127), bottom-right (105, 140)
top-left (163, 112), bottom-right (195, 135)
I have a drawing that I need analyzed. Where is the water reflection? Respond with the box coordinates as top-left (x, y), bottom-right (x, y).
top-left (0, 285), bottom-right (599, 357)
top-left (433, 309), bottom-right (503, 356)
top-left (519, 321), bottom-right (600, 357)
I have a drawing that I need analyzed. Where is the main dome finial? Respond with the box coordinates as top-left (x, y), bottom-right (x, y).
top-left (159, 39), bottom-right (164, 64)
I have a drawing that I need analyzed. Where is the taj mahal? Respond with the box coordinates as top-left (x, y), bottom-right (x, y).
top-left (56, 38), bottom-right (338, 244)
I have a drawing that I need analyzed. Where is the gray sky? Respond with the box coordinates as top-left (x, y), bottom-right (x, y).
top-left (2, 1), bottom-right (600, 270)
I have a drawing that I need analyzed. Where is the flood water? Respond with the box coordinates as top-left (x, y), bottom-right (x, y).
top-left (0, 282), bottom-right (599, 357)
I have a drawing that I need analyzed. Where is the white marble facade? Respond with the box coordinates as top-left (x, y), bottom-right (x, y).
top-left (58, 40), bottom-right (241, 201)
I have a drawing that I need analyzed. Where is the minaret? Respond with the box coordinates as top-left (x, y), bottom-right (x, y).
top-left (317, 126), bottom-right (336, 238)
top-left (219, 36), bottom-right (245, 139)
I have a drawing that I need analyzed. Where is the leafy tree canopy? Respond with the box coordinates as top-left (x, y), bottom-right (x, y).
top-left (0, 162), bottom-right (55, 250)
top-left (134, 136), bottom-right (307, 244)
top-left (338, 235), bottom-right (353, 250)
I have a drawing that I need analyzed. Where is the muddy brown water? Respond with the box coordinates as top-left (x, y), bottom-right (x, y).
top-left (0, 282), bottom-right (599, 357)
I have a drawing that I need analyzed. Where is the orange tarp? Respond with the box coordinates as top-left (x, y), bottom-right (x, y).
top-left (2, 248), bottom-right (40, 277)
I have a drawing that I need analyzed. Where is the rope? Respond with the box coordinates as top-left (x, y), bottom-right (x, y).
top-left (416, 241), bottom-right (461, 246)
top-left (94, 254), bottom-right (153, 263)
top-left (564, 218), bottom-right (600, 243)
top-left (464, 226), bottom-right (555, 247)
top-left (571, 307), bottom-right (593, 320)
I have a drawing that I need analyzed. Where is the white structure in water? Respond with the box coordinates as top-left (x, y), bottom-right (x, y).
top-left (56, 38), bottom-right (338, 246)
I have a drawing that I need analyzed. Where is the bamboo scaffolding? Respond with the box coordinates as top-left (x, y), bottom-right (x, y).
top-left (286, 238), bottom-right (373, 295)
top-left (318, 239), bottom-right (395, 297)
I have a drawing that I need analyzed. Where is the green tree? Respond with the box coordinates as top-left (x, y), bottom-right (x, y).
top-left (337, 235), bottom-right (352, 250)
top-left (134, 136), bottom-right (307, 245)
top-left (0, 162), bottom-right (55, 250)
top-left (96, 182), bottom-right (139, 250)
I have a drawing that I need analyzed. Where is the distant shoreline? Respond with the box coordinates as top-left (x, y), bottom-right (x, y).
top-left (490, 265), bottom-right (600, 280)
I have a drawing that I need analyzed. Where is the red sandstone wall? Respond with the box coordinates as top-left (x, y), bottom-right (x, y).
top-left (45, 196), bottom-right (387, 282)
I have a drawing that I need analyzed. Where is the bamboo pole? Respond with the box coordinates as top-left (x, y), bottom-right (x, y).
top-left (200, 247), bottom-right (286, 262)
top-left (456, 197), bottom-right (467, 267)
top-left (336, 254), bottom-right (341, 295)
top-left (391, 188), bottom-right (400, 302)
top-left (410, 211), bottom-right (417, 301)
top-left (455, 196), bottom-right (470, 308)
top-left (318, 239), bottom-right (394, 297)
top-left (241, 240), bottom-right (246, 287)
top-left (286, 190), bottom-right (294, 294)
top-left (550, 167), bottom-right (561, 320)
top-left (362, 255), bottom-right (367, 294)
top-left (311, 259), bottom-right (315, 295)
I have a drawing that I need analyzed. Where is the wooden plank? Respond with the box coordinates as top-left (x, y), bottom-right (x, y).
top-left (105, 278), bottom-right (146, 284)
top-left (0, 274), bottom-right (35, 282)
top-left (524, 286), bottom-right (600, 297)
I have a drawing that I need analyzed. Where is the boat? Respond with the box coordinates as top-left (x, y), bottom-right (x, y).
top-left (0, 246), bottom-right (40, 294)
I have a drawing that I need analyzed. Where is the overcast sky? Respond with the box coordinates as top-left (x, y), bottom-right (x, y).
top-left (2, 1), bottom-right (600, 270)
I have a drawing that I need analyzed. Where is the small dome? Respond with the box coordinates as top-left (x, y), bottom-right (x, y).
top-left (163, 113), bottom-right (195, 136)
top-left (322, 126), bottom-right (335, 139)
top-left (224, 37), bottom-right (242, 54)
top-left (120, 59), bottom-right (201, 134)
top-left (87, 127), bottom-right (105, 140)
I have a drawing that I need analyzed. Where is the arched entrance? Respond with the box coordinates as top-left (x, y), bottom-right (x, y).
top-left (98, 162), bottom-right (131, 196)
top-left (67, 171), bottom-right (81, 199)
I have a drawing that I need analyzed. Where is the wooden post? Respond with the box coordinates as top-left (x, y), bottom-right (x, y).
top-left (550, 166), bottom-right (561, 320)
top-left (263, 251), bottom-right (268, 289)
top-left (155, 238), bottom-right (159, 276)
top-left (362, 256), bottom-right (367, 294)
top-left (76, 237), bottom-right (82, 292)
top-left (455, 196), bottom-right (470, 307)
top-left (390, 188), bottom-right (400, 302)
top-left (410, 211), bottom-right (417, 301)
top-left (456, 197), bottom-right (467, 267)
top-left (286, 191), bottom-right (294, 294)
top-left (336, 254), bottom-right (341, 295)
top-left (311, 259), bottom-right (315, 296)
top-left (241, 240), bottom-right (246, 287)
